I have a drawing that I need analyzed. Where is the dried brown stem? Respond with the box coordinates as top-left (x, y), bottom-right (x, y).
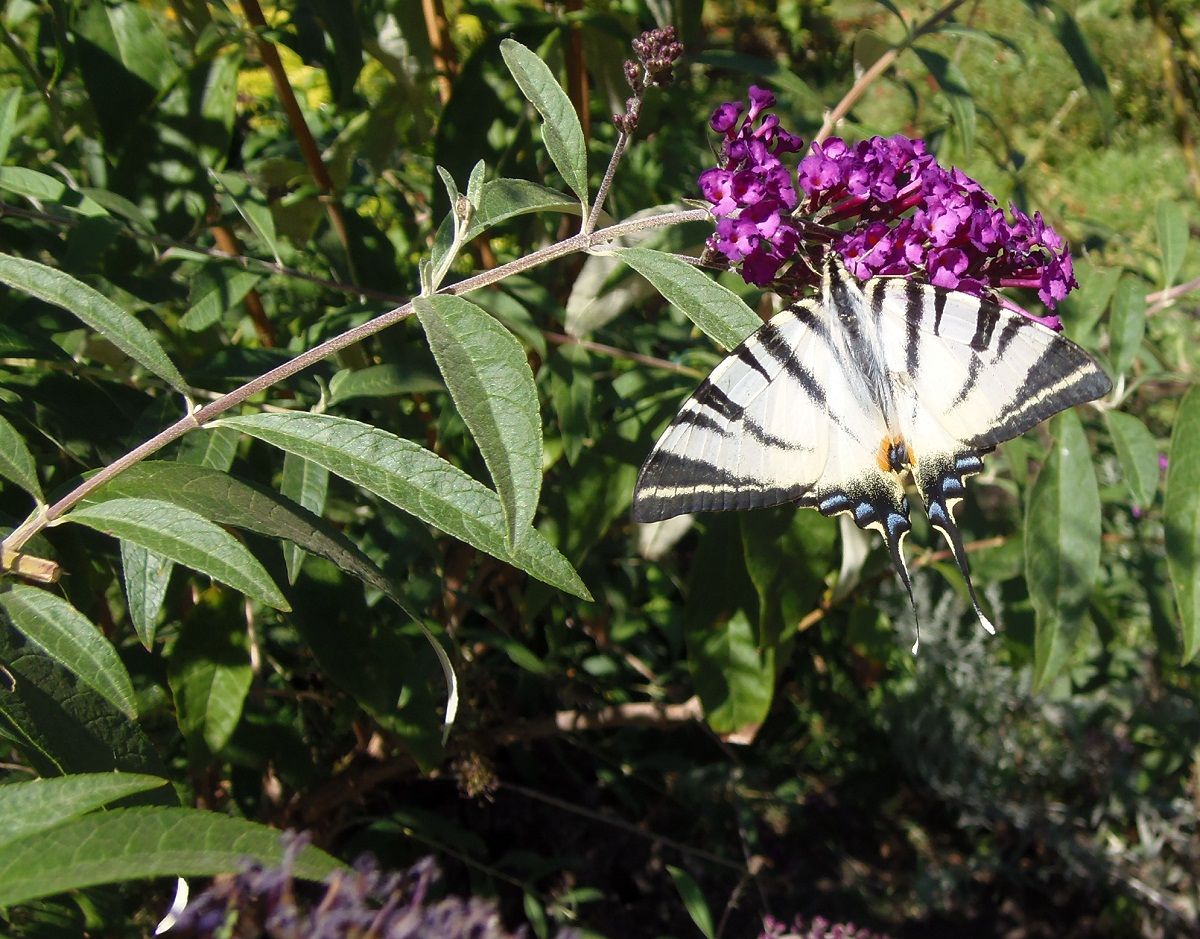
top-left (237, 0), bottom-right (356, 277)
top-left (421, 0), bottom-right (457, 104)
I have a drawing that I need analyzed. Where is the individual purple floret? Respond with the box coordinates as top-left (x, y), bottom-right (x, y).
top-left (759, 913), bottom-right (892, 939)
top-left (166, 832), bottom-right (579, 939)
top-left (699, 90), bottom-right (1078, 326)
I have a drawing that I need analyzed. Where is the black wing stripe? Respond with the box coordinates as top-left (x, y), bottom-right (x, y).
top-left (693, 379), bottom-right (744, 421)
top-left (969, 303), bottom-right (1001, 351)
top-left (735, 345), bottom-right (773, 381)
top-left (933, 290), bottom-right (947, 335)
top-left (904, 280), bottom-right (922, 378)
top-left (674, 408), bottom-right (729, 437)
top-left (754, 321), bottom-right (828, 408)
top-left (994, 314), bottom-right (1027, 357)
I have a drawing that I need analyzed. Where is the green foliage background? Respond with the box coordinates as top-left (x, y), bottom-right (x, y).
top-left (1, 0), bottom-right (1199, 935)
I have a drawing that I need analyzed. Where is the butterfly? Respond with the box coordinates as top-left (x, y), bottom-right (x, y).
top-left (632, 251), bottom-right (1111, 649)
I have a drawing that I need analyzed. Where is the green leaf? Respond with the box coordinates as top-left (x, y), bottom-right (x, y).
top-left (1108, 275), bottom-right (1146, 376)
top-left (1106, 410), bottom-right (1160, 508)
top-left (913, 47), bottom-right (975, 157)
top-left (499, 39), bottom-right (588, 209)
top-left (0, 773), bottom-right (168, 850)
top-left (175, 426), bottom-right (240, 471)
top-left (415, 295), bottom-right (543, 544)
top-left (1166, 386), bottom-right (1200, 663)
top-left (0, 254), bottom-right (188, 394)
top-left (82, 461), bottom-right (391, 601)
top-left (0, 412), bottom-right (43, 502)
top-left (613, 246), bottom-right (762, 350)
top-left (120, 541), bottom-right (172, 650)
top-left (1025, 0), bottom-right (1114, 136)
top-left (0, 87), bottom-right (20, 165)
top-left (0, 586), bottom-right (137, 719)
top-left (1026, 410), bottom-right (1101, 689)
top-left (181, 268), bottom-right (262, 332)
top-left (467, 179), bottom-right (581, 239)
top-left (667, 865), bottom-right (715, 939)
top-left (0, 622), bottom-right (170, 779)
top-left (0, 167), bottom-right (107, 217)
top-left (0, 807), bottom-right (341, 906)
top-left (548, 343), bottom-right (593, 465)
top-left (689, 50), bottom-right (824, 116)
top-left (62, 498), bottom-right (290, 612)
top-left (281, 451), bottom-right (329, 583)
top-left (168, 599), bottom-right (252, 755)
top-left (684, 517), bottom-right (773, 738)
top-left (77, 186), bottom-right (156, 233)
top-left (328, 363), bottom-right (444, 405)
top-left (1156, 198), bottom-right (1188, 288)
top-left (218, 412), bottom-right (589, 599)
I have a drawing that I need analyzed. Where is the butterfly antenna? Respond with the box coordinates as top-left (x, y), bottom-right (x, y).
top-left (926, 498), bottom-right (996, 636)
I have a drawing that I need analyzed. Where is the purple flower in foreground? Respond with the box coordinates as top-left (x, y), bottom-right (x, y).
top-left (759, 914), bottom-right (892, 939)
top-left (699, 91), bottom-right (1079, 323)
top-left (167, 832), bottom-right (579, 939)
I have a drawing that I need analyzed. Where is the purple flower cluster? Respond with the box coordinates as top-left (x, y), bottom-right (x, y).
top-left (759, 914), bottom-right (891, 939)
top-left (699, 89), bottom-right (1078, 325)
top-left (698, 86), bottom-right (804, 286)
top-left (166, 833), bottom-right (578, 939)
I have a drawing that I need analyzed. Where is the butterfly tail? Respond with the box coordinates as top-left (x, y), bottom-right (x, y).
top-left (820, 485), bottom-right (921, 652)
top-left (919, 455), bottom-right (997, 636)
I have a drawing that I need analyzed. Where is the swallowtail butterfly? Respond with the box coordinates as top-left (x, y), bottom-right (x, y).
top-left (633, 252), bottom-right (1111, 648)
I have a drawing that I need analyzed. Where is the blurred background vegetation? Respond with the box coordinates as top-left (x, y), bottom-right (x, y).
top-left (1, 0), bottom-right (1199, 936)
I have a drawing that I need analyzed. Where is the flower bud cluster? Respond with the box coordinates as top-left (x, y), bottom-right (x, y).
top-left (699, 89), bottom-right (1078, 325)
top-left (615, 26), bottom-right (684, 134)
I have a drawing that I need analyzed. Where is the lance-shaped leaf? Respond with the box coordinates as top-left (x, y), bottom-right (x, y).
top-left (1109, 275), bottom-right (1146, 376)
top-left (121, 541), bottom-right (172, 649)
top-left (217, 412), bottom-right (590, 600)
top-left (913, 47), bottom-right (975, 157)
top-left (281, 452), bottom-right (329, 583)
top-left (62, 498), bottom-right (289, 611)
top-left (1024, 0), bottom-right (1114, 136)
top-left (0, 585), bottom-right (137, 719)
top-left (168, 603), bottom-right (252, 756)
top-left (0, 254), bottom-right (188, 394)
top-left (499, 39), bottom-right (588, 209)
top-left (415, 294), bottom-right (543, 544)
top-left (1166, 386), bottom-right (1200, 663)
top-left (85, 461), bottom-right (458, 735)
top-left (0, 807), bottom-right (341, 906)
top-left (1026, 410), bottom-right (1101, 689)
top-left (0, 772), bottom-right (168, 850)
top-left (0, 413), bottom-right (43, 502)
top-left (1106, 410), bottom-right (1160, 508)
top-left (1156, 198), bottom-right (1187, 288)
top-left (82, 461), bottom-right (393, 600)
top-left (613, 246), bottom-right (762, 350)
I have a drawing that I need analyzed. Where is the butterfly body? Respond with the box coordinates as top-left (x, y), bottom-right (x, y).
top-left (633, 253), bottom-right (1111, 646)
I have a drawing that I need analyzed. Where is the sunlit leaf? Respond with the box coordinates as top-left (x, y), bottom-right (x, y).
top-left (667, 865), bottom-right (715, 939)
top-left (0, 585), bottom-right (137, 719)
top-left (415, 294), bottom-right (543, 543)
top-left (63, 498), bottom-right (290, 611)
top-left (0, 255), bottom-right (188, 394)
top-left (1166, 386), bottom-right (1200, 663)
top-left (613, 246), bottom-right (761, 350)
top-left (0, 772), bottom-right (168, 850)
top-left (1156, 198), bottom-right (1187, 288)
top-left (0, 412), bottom-right (43, 502)
top-left (1108, 275), bottom-right (1146, 376)
top-left (218, 412), bottom-right (589, 599)
top-left (1026, 410), bottom-right (1101, 689)
top-left (499, 39), bottom-right (588, 208)
top-left (1106, 410), bottom-right (1159, 508)
top-left (0, 808), bottom-right (341, 906)
top-left (280, 451), bottom-right (329, 583)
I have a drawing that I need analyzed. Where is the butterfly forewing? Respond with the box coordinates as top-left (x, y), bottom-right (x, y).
top-left (633, 302), bottom-right (878, 522)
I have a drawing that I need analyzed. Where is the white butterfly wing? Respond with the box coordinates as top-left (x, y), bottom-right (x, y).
top-left (632, 301), bottom-right (889, 524)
